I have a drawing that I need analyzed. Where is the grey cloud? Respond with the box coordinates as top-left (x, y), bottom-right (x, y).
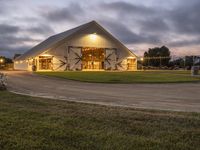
top-left (0, 0), bottom-right (7, 14)
top-left (101, 1), bottom-right (156, 16)
top-left (0, 0), bottom-right (19, 14)
top-left (0, 35), bottom-right (40, 46)
top-left (0, 35), bottom-right (40, 58)
top-left (168, 39), bottom-right (200, 47)
top-left (0, 23), bottom-right (49, 45)
top-left (0, 24), bottom-right (20, 35)
top-left (168, 0), bottom-right (200, 35)
top-left (1, 0), bottom-right (200, 57)
top-left (0, 23), bottom-right (44, 57)
top-left (100, 1), bottom-right (200, 47)
top-left (0, 45), bottom-right (31, 58)
top-left (139, 18), bottom-right (169, 33)
top-left (43, 3), bottom-right (84, 22)
top-left (100, 20), bottom-right (161, 44)
top-left (99, 1), bottom-right (169, 43)
top-left (26, 24), bottom-right (55, 36)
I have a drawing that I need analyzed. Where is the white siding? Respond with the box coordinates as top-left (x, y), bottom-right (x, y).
top-left (16, 22), bottom-right (137, 71)
top-left (14, 61), bottom-right (28, 71)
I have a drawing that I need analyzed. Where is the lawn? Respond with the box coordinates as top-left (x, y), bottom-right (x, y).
top-left (37, 70), bottom-right (200, 83)
top-left (0, 91), bottom-right (200, 150)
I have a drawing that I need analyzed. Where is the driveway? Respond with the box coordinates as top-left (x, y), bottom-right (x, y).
top-left (4, 71), bottom-right (200, 112)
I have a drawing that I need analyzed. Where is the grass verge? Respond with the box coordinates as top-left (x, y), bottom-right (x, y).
top-left (0, 91), bottom-right (200, 150)
top-left (36, 71), bottom-right (200, 83)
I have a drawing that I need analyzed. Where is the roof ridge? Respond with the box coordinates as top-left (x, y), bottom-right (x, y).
top-left (15, 21), bottom-right (96, 60)
top-left (15, 20), bottom-right (137, 61)
top-left (50, 21), bottom-right (95, 39)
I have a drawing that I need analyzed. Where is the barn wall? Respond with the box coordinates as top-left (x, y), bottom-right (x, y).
top-left (46, 24), bottom-right (136, 71)
top-left (14, 61), bottom-right (28, 71)
top-left (65, 24), bottom-right (131, 59)
top-left (36, 23), bottom-right (137, 71)
top-left (48, 43), bottom-right (68, 71)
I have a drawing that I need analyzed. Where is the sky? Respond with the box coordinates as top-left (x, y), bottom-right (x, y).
top-left (0, 0), bottom-right (200, 58)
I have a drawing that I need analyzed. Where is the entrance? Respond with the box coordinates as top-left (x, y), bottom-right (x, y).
top-left (127, 58), bottom-right (137, 70)
top-left (39, 56), bottom-right (53, 70)
top-left (82, 47), bottom-right (105, 70)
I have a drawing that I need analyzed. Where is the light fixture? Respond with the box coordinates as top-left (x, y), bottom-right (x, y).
top-left (90, 33), bottom-right (97, 40)
top-left (127, 56), bottom-right (135, 59)
top-left (40, 54), bottom-right (52, 57)
top-left (0, 58), bottom-right (4, 63)
top-left (140, 57), bottom-right (144, 61)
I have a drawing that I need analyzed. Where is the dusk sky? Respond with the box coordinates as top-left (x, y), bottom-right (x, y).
top-left (0, 0), bottom-right (200, 58)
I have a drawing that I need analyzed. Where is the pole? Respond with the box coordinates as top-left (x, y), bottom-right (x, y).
top-left (184, 56), bottom-right (186, 70)
top-left (160, 56), bottom-right (162, 68)
top-left (193, 56), bottom-right (195, 66)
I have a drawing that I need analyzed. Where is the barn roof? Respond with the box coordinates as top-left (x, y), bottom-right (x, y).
top-left (15, 21), bottom-right (136, 60)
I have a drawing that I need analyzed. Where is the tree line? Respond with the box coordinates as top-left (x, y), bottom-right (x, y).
top-left (141, 46), bottom-right (200, 69)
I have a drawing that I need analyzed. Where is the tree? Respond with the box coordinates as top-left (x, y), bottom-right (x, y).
top-left (143, 46), bottom-right (171, 67)
top-left (171, 58), bottom-right (185, 68)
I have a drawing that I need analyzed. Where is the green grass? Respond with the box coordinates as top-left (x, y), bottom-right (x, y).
top-left (36, 71), bottom-right (200, 83)
top-left (0, 91), bottom-right (200, 150)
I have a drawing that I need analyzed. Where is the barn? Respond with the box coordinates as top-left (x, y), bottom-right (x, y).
top-left (14, 21), bottom-right (137, 71)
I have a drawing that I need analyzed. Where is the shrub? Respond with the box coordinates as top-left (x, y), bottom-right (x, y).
top-left (0, 73), bottom-right (7, 90)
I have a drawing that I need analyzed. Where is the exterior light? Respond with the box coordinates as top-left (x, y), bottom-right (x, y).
top-left (140, 57), bottom-right (144, 61)
top-left (127, 56), bottom-right (135, 59)
top-left (90, 33), bottom-right (97, 40)
top-left (40, 54), bottom-right (52, 57)
top-left (0, 58), bottom-right (4, 63)
top-left (15, 61), bottom-right (19, 64)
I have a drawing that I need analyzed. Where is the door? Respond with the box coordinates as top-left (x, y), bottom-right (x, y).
top-left (127, 58), bottom-right (137, 70)
top-left (68, 47), bottom-right (82, 71)
top-left (82, 47), bottom-right (105, 70)
top-left (105, 49), bottom-right (117, 70)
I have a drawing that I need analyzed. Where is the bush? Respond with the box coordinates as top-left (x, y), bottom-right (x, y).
top-left (0, 73), bottom-right (7, 90)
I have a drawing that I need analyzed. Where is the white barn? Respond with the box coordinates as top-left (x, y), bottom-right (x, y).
top-left (14, 21), bottom-right (137, 71)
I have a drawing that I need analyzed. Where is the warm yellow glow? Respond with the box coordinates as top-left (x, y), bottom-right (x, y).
top-left (0, 58), bottom-right (4, 63)
top-left (15, 61), bottom-right (19, 64)
top-left (20, 61), bottom-right (23, 63)
top-left (89, 33), bottom-right (97, 40)
top-left (26, 60), bottom-right (29, 63)
top-left (127, 56), bottom-right (135, 59)
top-left (40, 54), bottom-right (52, 57)
top-left (140, 57), bottom-right (144, 61)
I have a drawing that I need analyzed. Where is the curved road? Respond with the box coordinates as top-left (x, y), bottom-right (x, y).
top-left (4, 71), bottom-right (200, 112)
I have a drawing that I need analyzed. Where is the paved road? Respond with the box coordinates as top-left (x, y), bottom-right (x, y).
top-left (4, 71), bottom-right (200, 112)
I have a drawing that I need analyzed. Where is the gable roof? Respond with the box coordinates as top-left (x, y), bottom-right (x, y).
top-left (15, 21), bottom-right (137, 60)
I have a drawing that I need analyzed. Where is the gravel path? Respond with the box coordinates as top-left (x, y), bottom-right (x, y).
top-left (5, 71), bottom-right (200, 112)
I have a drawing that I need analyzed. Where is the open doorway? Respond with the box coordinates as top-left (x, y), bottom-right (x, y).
top-left (39, 56), bottom-right (53, 70)
top-left (82, 47), bottom-right (105, 70)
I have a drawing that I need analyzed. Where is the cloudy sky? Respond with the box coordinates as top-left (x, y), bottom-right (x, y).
top-left (0, 0), bottom-right (200, 58)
